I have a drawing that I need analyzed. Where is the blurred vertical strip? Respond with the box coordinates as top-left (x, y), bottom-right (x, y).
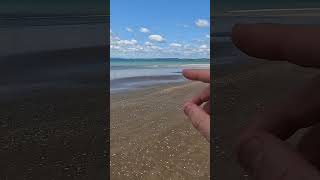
top-left (0, 0), bottom-right (110, 179)
top-left (210, 0), bottom-right (214, 179)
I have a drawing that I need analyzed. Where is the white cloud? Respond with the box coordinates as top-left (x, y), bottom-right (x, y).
top-left (150, 45), bottom-right (162, 50)
top-left (184, 44), bottom-right (190, 48)
top-left (206, 34), bottom-right (210, 38)
top-left (111, 35), bottom-right (120, 41)
top-left (127, 46), bottom-right (144, 51)
top-left (110, 45), bottom-right (120, 50)
top-left (111, 30), bottom-right (209, 58)
top-left (110, 32), bottom-right (120, 45)
top-left (111, 32), bottom-right (137, 47)
top-left (145, 42), bottom-right (153, 46)
top-left (200, 44), bottom-right (208, 49)
top-left (140, 27), bottom-right (150, 33)
top-left (117, 39), bottom-right (138, 46)
top-left (126, 27), bottom-right (133, 32)
top-left (170, 43), bottom-right (182, 47)
top-left (195, 19), bottom-right (210, 28)
top-left (149, 35), bottom-right (165, 42)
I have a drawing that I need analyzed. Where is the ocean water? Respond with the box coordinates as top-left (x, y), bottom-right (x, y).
top-left (110, 58), bottom-right (210, 93)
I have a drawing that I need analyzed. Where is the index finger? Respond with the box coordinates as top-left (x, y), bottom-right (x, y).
top-left (232, 24), bottom-right (320, 68)
top-left (182, 69), bottom-right (210, 83)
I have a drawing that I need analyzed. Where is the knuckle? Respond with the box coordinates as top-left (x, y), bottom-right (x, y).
top-left (192, 115), bottom-right (204, 131)
top-left (187, 106), bottom-right (196, 116)
top-left (192, 118), bottom-right (201, 130)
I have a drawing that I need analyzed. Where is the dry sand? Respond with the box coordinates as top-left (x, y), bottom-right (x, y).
top-left (111, 82), bottom-right (210, 180)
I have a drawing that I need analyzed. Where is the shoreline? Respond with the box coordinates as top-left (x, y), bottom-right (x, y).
top-left (110, 75), bottom-right (186, 95)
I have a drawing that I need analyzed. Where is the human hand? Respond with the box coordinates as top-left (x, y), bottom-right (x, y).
top-left (232, 24), bottom-right (320, 179)
top-left (182, 69), bottom-right (210, 141)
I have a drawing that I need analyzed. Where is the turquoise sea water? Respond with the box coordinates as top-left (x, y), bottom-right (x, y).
top-left (110, 58), bottom-right (210, 93)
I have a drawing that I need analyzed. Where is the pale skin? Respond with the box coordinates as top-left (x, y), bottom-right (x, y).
top-left (183, 24), bottom-right (320, 179)
top-left (182, 69), bottom-right (210, 141)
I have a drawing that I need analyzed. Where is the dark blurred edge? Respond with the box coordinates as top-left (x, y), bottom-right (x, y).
top-left (0, 1), bottom-right (110, 180)
top-left (210, 0), bottom-right (214, 179)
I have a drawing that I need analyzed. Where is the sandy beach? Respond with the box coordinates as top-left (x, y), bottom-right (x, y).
top-left (110, 81), bottom-right (210, 179)
top-left (0, 47), bottom-right (109, 179)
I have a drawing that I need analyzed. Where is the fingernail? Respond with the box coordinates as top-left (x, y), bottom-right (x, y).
top-left (182, 69), bottom-right (188, 75)
top-left (238, 137), bottom-right (264, 174)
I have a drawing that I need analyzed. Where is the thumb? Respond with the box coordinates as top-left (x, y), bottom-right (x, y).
top-left (237, 132), bottom-right (320, 180)
top-left (183, 102), bottom-right (210, 141)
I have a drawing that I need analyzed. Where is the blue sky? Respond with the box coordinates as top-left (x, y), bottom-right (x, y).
top-left (110, 0), bottom-right (210, 59)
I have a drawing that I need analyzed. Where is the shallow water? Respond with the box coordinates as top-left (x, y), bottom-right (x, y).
top-left (110, 58), bottom-right (210, 92)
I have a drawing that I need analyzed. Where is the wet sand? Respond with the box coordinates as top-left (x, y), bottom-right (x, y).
top-left (110, 82), bottom-right (210, 180)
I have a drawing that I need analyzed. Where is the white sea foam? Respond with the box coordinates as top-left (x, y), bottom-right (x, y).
top-left (179, 64), bottom-right (210, 68)
top-left (110, 68), bottom-right (181, 80)
top-left (143, 64), bottom-right (210, 68)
